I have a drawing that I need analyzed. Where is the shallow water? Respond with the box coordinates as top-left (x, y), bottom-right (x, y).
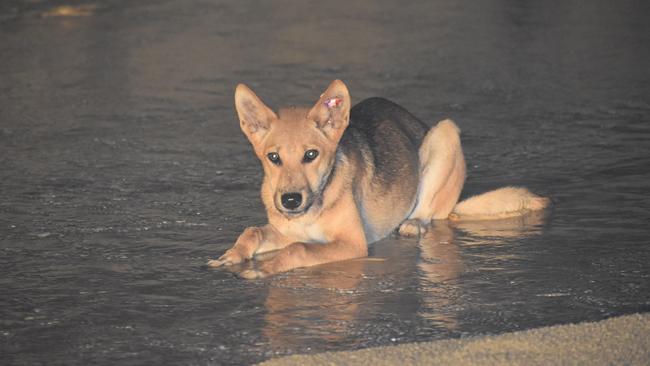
top-left (1, 0), bottom-right (649, 365)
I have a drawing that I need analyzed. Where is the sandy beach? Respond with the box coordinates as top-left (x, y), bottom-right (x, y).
top-left (262, 313), bottom-right (650, 365)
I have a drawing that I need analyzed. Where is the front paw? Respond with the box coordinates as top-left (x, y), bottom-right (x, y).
top-left (398, 219), bottom-right (429, 237)
top-left (207, 248), bottom-right (247, 267)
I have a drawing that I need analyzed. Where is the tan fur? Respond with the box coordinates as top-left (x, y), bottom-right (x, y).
top-left (400, 121), bottom-right (549, 236)
top-left (207, 80), bottom-right (550, 278)
top-left (208, 80), bottom-right (368, 278)
top-left (399, 119), bottom-right (466, 237)
top-left (450, 187), bottom-right (551, 221)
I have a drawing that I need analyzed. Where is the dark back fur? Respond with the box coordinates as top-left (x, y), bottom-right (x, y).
top-left (341, 97), bottom-right (427, 186)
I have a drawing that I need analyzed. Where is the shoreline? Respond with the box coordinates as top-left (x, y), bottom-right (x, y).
top-left (261, 313), bottom-right (650, 365)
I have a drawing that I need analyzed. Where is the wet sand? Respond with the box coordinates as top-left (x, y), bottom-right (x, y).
top-left (262, 313), bottom-right (650, 365)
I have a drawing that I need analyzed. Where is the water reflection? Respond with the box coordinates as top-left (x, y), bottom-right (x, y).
top-left (41, 5), bottom-right (97, 18)
top-left (417, 222), bottom-right (462, 330)
top-left (256, 211), bottom-right (549, 352)
top-left (451, 209), bottom-right (549, 239)
top-left (262, 260), bottom-right (366, 350)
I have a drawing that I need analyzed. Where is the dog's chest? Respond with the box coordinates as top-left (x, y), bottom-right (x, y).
top-left (281, 220), bottom-right (328, 244)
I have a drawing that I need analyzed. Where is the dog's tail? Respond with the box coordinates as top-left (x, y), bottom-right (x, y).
top-left (448, 186), bottom-right (550, 221)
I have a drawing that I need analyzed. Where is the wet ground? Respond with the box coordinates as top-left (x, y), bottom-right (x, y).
top-left (1, 0), bottom-right (649, 365)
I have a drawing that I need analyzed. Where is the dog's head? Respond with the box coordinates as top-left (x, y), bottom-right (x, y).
top-left (234, 80), bottom-right (351, 218)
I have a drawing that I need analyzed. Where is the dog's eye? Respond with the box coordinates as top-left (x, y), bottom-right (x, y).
top-left (303, 149), bottom-right (319, 163)
top-left (267, 152), bottom-right (281, 165)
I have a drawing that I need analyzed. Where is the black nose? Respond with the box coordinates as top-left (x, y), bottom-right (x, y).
top-left (281, 192), bottom-right (302, 210)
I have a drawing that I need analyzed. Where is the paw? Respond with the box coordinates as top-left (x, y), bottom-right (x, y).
top-left (398, 219), bottom-right (429, 237)
top-left (206, 248), bottom-right (247, 268)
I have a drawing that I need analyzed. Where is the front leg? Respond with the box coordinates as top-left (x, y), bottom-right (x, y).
top-left (240, 238), bottom-right (368, 279)
top-left (207, 224), bottom-right (290, 267)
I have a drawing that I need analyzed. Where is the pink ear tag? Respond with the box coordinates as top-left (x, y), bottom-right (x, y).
top-left (324, 97), bottom-right (342, 108)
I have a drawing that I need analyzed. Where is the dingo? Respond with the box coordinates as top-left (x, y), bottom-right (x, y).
top-left (208, 80), bottom-right (549, 278)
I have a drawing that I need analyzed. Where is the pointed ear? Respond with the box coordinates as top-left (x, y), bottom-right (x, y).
top-left (234, 83), bottom-right (278, 146)
top-left (307, 80), bottom-right (351, 143)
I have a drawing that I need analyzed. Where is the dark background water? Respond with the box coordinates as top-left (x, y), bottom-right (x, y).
top-left (1, 0), bottom-right (649, 365)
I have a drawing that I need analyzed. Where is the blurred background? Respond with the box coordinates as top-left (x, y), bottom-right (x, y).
top-left (1, 1), bottom-right (649, 365)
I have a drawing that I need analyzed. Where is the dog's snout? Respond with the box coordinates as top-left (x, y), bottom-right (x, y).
top-left (281, 192), bottom-right (302, 210)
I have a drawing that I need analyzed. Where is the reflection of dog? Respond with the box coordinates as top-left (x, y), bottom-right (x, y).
top-left (262, 259), bottom-right (365, 349)
top-left (208, 80), bottom-right (549, 278)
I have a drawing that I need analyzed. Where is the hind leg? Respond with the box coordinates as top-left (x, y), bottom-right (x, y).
top-left (398, 119), bottom-right (466, 237)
